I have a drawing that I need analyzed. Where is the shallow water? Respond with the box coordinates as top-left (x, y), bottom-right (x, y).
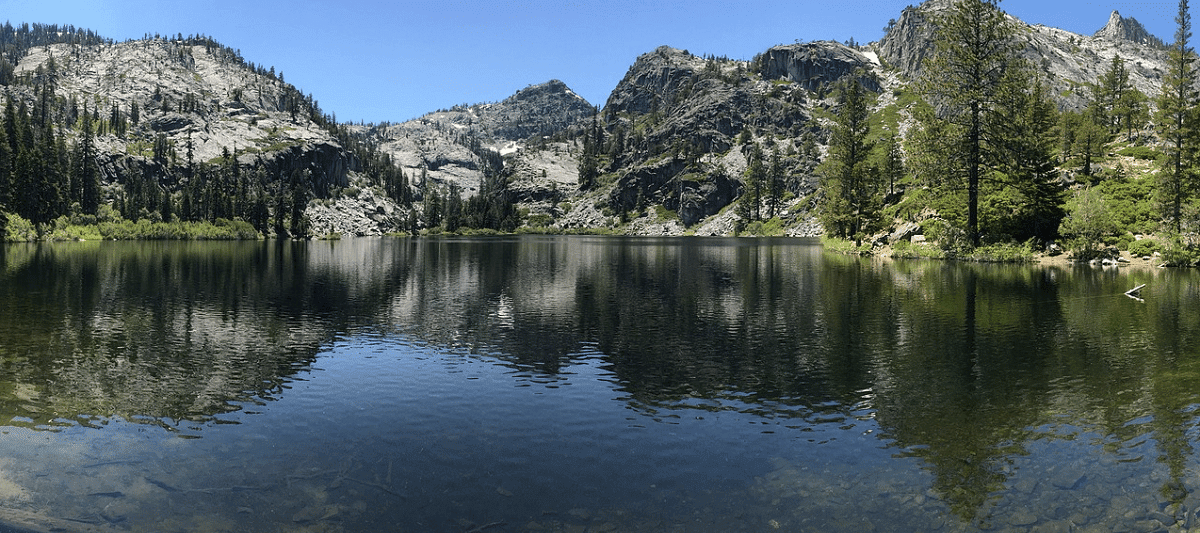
top-left (0, 236), bottom-right (1199, 532)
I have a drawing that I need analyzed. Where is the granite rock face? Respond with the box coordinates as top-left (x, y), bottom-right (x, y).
top-left (758, 41), bottom-right (881, 92)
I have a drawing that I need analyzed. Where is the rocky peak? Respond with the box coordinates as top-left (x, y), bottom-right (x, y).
top-left (604, 45), bottom-right (710, 116)
top-left (487, 79), bottom-right (594, 140)
top-left (1093, 10), bottom-right (1164, 47)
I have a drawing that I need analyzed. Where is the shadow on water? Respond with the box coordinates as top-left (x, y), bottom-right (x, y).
top-left (2, 237), bottom-right (1200, 531)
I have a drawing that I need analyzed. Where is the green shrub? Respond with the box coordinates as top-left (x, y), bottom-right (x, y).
top-left (965, 241), bottom-right (1035, 263)
top-left (1116, 145), bottom-right (1162, 161)
top-left (1060, 187), bottom-right (1117, 257)
top-left (98, 218), bottom-right (260, 240)
top-left (4, 213), bottom-right (37, 242)
top-left (1107, 233), bottom-right (1134, 250)
top-left (1128, 238), bottom-right (1162, 257)
top-left (654, 205), bottom-right (680, 222)
top-left (1095, 174), bottom-right (1157, 234)
top-left (1161, 244), bottom-right (1200, 266)
top-left (891, 240), bottom-right (946, 259)
top-left (821, 236), bottom-right (873, 255)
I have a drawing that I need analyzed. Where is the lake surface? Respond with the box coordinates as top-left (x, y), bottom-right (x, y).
top-left (0, 236), bottom-right (1199, 532)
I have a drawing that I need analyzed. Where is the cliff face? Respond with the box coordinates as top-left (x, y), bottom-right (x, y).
top-left (759, 41), bottom-right (881, 92)
top-left (876, 4), bottom-right (938, 80)
top-left (549, 45), bottom-right (836, 233)
top-left (487, 79), bottom-right (595, 140)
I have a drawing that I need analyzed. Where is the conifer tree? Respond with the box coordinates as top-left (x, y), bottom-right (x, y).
top-left (767, 149), bottom-right (785, 218)
top-left (1091, 55), bottom-right (1131, 134)
top-left (879, 132), bottom-right (904, 197)
top-left (919, 0), bottom-right (1021, 246)
top-left (422, 174), bottom-right (442, 230)
top-left (818, 77), bottom-right (878, 244)
top-left (577, 110), bottom-right (600, 190)
top-left (1116, 87), bottom-right (1149, 142)
top-left (33, 117), bottom-right (63, 225)
top-left (738, 145), bottom-right (766, 224)
top-left (991, 69), bottom-right (1064, 240)
top-left (77, 107), bottom-right (100, 215)
top-left (1156, 0), bottom-right (1198, 234)
top-left (289, 170), bottom-right (309, 237)
top-left (443, 182), bottom-right (463, 232)
top-left (12, 101), bottom-right (38, 224)
top-left (0, 104), bottom-right (11, 214)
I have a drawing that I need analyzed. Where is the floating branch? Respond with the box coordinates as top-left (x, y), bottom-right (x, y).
top-left (1125, 283), bottom-right (1146, 301)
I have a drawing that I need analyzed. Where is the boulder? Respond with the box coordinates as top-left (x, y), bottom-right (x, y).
top-left (148, 113), bottom-right (195, 133)
top-left (889, 222), bottom-right (922, 243)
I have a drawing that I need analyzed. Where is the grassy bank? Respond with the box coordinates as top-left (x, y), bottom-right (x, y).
top-left (823, 236), bottom-right (1037, 263)
top-left (5, 212), bottom-right (262, 242)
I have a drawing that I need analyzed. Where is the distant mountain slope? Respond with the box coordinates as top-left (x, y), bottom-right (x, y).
top-left (358, 79), bottom-right (593, 197)
top-left (11, 37), bottom-right (349, 187)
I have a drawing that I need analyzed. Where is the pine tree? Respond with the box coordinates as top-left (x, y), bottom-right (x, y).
top-left (1091, 55), bottom-right (1132, 134)
top-left (879, 132), bottom-right (904, 197)
top-left (273, 175), bottom-right (288, 238)
top-left (1156, 0), bottom-right (1198, 234)
top-left (443, 182), bottom-right (463, 232)
top-left (289, 169), bottom-right (309, 237)
top-left (12, 101), bottom-right (38, 224)
top-left (577, 110), bottom-right (601, 190)
top-left (767, 149), bottom-right (785, 218)
top-left (0, 103), bottom-right (11, 214)
top-left (77, 107), bottom-right (100, 215)
top-left (1077, 111), bottom-right (1109, 177)
top-left (991, 69), bottom-right (1064, 240)
top-left (919, 0), bottom-right (1021, 246)
top-left (818, 77), bottom-right (878, 244)
top-left (1116, 87), bottom-right (1149, 142)
top-left (423, 185), bottom-right (442, 230)
top-left (738, 145), bottom-right (766, 224)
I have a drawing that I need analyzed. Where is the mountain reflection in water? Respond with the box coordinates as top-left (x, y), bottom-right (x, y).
top-left (1, 236), bottom-right (1199, 532)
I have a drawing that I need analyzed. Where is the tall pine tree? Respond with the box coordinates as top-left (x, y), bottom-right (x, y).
top-left (991, 69), bottom-right (1064, 240)
top-left (77, 106), bottom-right (100, 215)
top-left (919, 0), bottom-right (1021, 246)
top-left (818, 77), bottom-right (878, 244)
top-left (1156, 0), bottom-right (1198, 234)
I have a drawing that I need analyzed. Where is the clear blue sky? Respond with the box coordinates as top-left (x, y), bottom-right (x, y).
top-left (0, 0), bottom-right (1183, 124)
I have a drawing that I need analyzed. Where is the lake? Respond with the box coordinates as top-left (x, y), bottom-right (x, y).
top-left (0, 236), bottom-right (1198, 532)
